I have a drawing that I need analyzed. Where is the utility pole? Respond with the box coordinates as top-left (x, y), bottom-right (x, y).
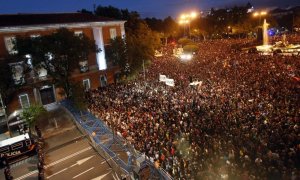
top-left (143, 59), bottom-right (146, 80)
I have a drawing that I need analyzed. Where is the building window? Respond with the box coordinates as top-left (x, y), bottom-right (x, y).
top-left (4, 36), bottom-right (17, 54)
top-left (100, 75), bottom-right (107, 87)
top-left (83, 79), bottom-right (91, 91)
top-left (79, 60), bottom-right (89, 72)
top-left (74, 31), bottom-right (83, 36)
top-left (19, 94), bottom-right (30, 108)
top-left (10, 62), bottom-right (25, 85)
top-left (37, 67), bottom-right (48, 79)
top-left (109, 28), bottom-right (117, 39)
top-left (11, 142), bottom-right (23, 150)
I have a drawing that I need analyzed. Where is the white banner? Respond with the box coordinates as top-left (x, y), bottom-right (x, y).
top-left (165, 78), bottom-right (175, 87)
top-left (159, 74), bottom-right (167, 82)
top-left (189, 81), bottom-right (202, 86)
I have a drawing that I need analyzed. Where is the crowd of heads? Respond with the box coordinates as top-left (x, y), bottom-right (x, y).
top-left (87, 36), bottom-right (299, 179)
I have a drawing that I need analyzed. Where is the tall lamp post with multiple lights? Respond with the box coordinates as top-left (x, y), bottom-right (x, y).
top-left (253, 11), bottom-right (268, 44)
top-left (253, 11), bottom-right (267, 26)
top-left (179, 11), bottom-right (198, 38)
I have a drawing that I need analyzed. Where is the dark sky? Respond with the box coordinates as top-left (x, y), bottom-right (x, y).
top-left (0, 0), bottom-right (299, 19)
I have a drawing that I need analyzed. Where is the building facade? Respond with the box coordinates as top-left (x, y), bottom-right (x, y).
top-left (0, 13), bottom-right (126, 121)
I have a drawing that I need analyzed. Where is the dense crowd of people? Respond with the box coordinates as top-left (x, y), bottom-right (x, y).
top-left (87, 37), bottom-right (299, 179)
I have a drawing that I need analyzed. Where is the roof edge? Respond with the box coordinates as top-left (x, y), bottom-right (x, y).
top-left (0, 21), bottom-right (126, 33)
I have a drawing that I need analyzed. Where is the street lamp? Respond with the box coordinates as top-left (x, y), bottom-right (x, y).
top-left (179, 19), bottom-right (190, 37)
top-left (253, 11), bottom-right (267, 26)
top-left (253, 11), bottom-right (268, 44)
top-left (179, 11), bottom-right (198, 38)
top-left (227, 26), bottom-right (231, 34)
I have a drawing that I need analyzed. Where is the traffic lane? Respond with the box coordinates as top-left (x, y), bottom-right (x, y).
top-left (46, 148), bottom-right (115, 180)
top-left (0, 155), bottom-right (38, 180)
top-left (2, 132), bottom-right (88, 180)
top-left (45, 138), bottom-right (91, 164)
top-left (9, 156), bottom-right (38, 179)
top-left (11, 139), bottom-right (104, 180)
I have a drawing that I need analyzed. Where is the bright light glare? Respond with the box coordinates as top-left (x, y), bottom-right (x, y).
top-left (180, 14), bottom-right (187, 19)
top-left (260, 11), bottom-right (267, 15)
top-left (180, 53), bottom-right (193, 60)
top-left (253, 11), bottom-right (267, 17)
top-left (179, 19), bottom-right (189, 24)
top-left (190, 12), bottom-right (197, 18)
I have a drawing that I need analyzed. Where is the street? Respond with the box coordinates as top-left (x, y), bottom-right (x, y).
top-left (44, 138), bottom-right (117, 180)
top-left (0, 128), bottom-right (120, 180)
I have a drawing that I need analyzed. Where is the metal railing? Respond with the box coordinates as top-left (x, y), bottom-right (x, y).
top-left (61, 100), bottom-right (173, 180)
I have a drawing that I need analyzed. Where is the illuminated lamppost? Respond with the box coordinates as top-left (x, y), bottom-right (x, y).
top-left (227, 26), bottom-right (231, 35)
top-left (179, 11), bottom-right (198, 38)
top-left (253, 11), bottom-right (267, 27)
top-left (253, 11), bottom-right (268, 44)
top-left (179, 18), bottom-right (189, 37)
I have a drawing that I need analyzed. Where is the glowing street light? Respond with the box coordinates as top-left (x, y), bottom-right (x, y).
top-left (178, 11), bottom-right (198, 37)
top-left (190, 11), bottom-right (197, 18)
top-left (253, 11), bottom-right (267, 17)
top-left (253, 10), bottom-right (268, 44)
top-left (227, 26), bottom-right (231, 34)
top-left (180, 14), bottom-right (187, 19)
top-left (253, 11), bottom-right (268, 25)
top-left (260, 11), bottom-right (267, 16)
top-left (179, 19), bottom-right (189, 25)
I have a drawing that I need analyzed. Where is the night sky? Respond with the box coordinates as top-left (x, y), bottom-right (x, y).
top-left (0, 0), bottom-right (299, 19)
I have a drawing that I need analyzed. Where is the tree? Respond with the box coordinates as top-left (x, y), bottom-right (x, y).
top-left (14, 28), bottom-right (99, 98)
top-left (178, 38), bottom-right (193, 46)
top-left (77, 9), bottom-right (93, 15)
top-left (144, 17), bottom-right (164, 32)
top-left (70, 83), bottom-right (88, 115)
top-left (21, 104), bottom-right (47, 135)
top-left (0, 58), bottom-right (14, 106)
top-left (162, 16), bottom-right (179, 44)
top-left (95, 5), bottom-right (127, 20)
top-left (183, 44), bottom-right (199, 53)
top-left (95, 5), bottom-right (161, 77)
top-left (199, 3), bottom-right (254, 36)
top-left (126, 18), bottom-right (161, 75)
top-left (293, 12), bottom-right (300, 29)
top-left (105, 36), bottom-right (128, 74)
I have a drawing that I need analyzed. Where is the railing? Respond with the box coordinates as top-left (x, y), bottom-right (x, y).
top-left (61, 100), bottom-right (173, 180)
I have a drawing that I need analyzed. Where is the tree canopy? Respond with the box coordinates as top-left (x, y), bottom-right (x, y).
top-left (0, 57), bottom-right (15, 105)
top-left (21, 104), bottom-right (47, 134)
top-left (105, 36), bottom-right (128, 73)
top-left (14, 28), bottom-right (99, 98)
top-left (100, 6), bottom-right (161, 77)
top-left (94, 5), bottom-right (131, 20)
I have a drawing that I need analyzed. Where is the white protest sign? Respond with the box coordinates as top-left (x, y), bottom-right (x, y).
top-left (189, 81), bottom-right (202, 86)
top-left (159, 74), bottom-right (167, 82)
top-left (165, 78), bottom-right (175, 87)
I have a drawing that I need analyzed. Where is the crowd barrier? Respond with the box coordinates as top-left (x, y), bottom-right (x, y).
top-left (60, 100), bottom-right (173, 180)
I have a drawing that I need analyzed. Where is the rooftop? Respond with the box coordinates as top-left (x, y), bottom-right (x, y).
top-left (0, 13), bottom-right (116, 27)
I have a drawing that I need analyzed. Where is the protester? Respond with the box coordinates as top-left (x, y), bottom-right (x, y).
top-left (87, 37), bottom-right (299, 179)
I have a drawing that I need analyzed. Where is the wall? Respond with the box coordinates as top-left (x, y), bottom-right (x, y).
top-left (0, 23), bottom-right (123, 117)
